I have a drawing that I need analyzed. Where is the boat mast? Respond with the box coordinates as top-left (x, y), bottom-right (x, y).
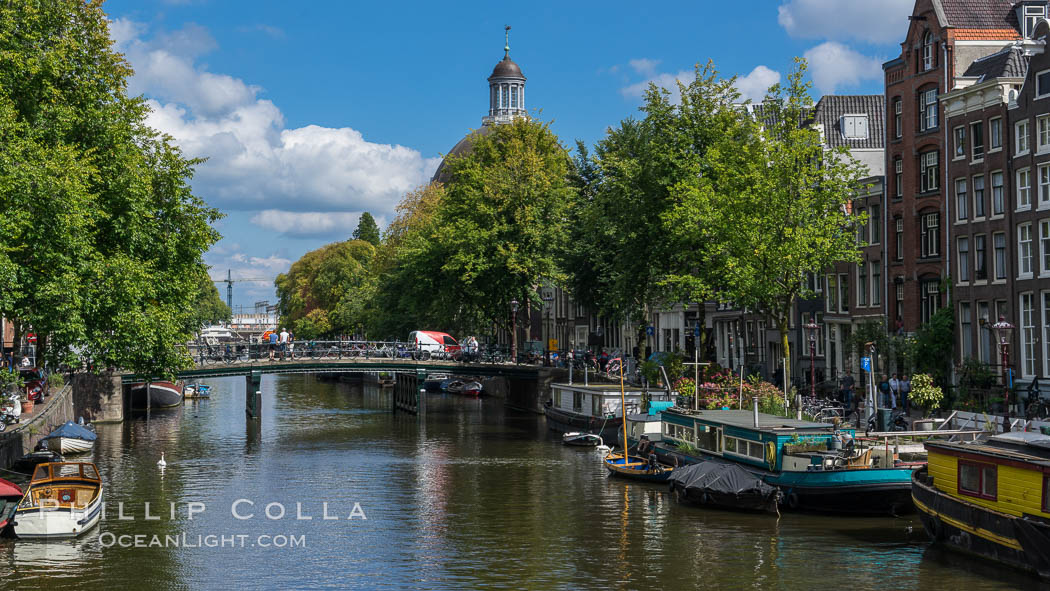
top-left (619, 360), bottom-right (628, 459)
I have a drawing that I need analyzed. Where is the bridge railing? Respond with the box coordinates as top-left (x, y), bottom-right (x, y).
top-left (183, 340), bottom-right (518, 366)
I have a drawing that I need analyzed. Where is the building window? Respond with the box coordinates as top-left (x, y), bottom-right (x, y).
top-left (894, 98), bottom-right (902, 139)
top-left (975, 234), bottom-right (987, 281)
top-left (895, 217), bottom-right (904, 260)
top-left (1042, 165), bottom-right (1050, 209)
top-left (978, 301), bottom-right (991, 362)
top-left (971, 121), bottom-right (985, 159)
top-left (955, 178), bottom-right (968, 220)
top-left (922, 31), bottom-right (934, 71)
top-left (841, 114), bottom-right (869, 139)
top-left (895, 281), bottom-right (904, 320)
top-left (922, 279), bottom-right (941, 324)
top-left (920, 151), bottom-right (938, 192)
top-left (1039, 68), bottom-right (1050, 97)
top-left (1017, 119), bottom-right (1030, 154)
top-left (1039, 115), bottom-right (1050, 150)
top-left (957, 237), bottom-right (970, 282)
top-left (1043, 293), bottom-right (1050, 378)
top-left (1019, 168), bottom-right (1032, 209)
top-left (894, 157), bottom-right (903, 198)
top-left (839, 273), bottom-right (849, 313)
top-left (960, 302), bottom-right (973, 360)
top-left (992, 171), bottom-right (1004, 216)
top-left (870, 204), bottom-right (881, 244)
top-left (990, 117), bottom-right (1002, 150)
top-left (958, 461), bottom-right (997, 500)
top-left (1020, 222), bottom-right (1034, 276)
top-left (510, 84), bottom-right (518, 108)
top-left (827, 273), bottom-right (837, 312)
top-left (1022, 292), bottom-right (1036, 377)
top-left (920, 88), bottom-right (938, 130)
top-left (1027, 5), bottom-right (1048, 38)
top-left (921, 213), bottom-right (940, 257)
top-left (994, 232), bottom-right (1007, 280)
top-left (954, 126), bottom-right (966, 158)
top-left (501, 84), bottom-right (509, 109)
top-left (858, 262), bottom-right (868, 307)
top-left (973, 175), bottom-right (986, 219)
top-left (872, 261), bottom-right (881, 306)
top-left (1042, 220), bottom-right (1050, 274)
top-left (856, 208), bottom-right (868, 245)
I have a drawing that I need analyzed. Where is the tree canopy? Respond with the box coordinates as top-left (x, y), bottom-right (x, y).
top-left (274, 240), bottom-right (376, 339)
top-left (353, 212), bottom-right (381, 246)
top-left (0, 1), bottom-right (222, 377)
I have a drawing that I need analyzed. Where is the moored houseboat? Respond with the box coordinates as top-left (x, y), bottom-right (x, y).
top-left (912, 432), bottom-right (1050, 579)
top-left (128, 380), bottom-right (183, 410)
top-left (545, 383), bottom-right (670, 442)
top-left (653, 407), bottom-right (916, 515)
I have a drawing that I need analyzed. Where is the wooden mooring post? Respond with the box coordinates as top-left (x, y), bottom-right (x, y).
top-left (246, 370), bottom-right (262, 419)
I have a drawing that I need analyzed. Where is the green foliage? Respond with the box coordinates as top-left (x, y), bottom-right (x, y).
top-left (0, 1), bottom-right (222, 378)
top-left (847, 320), bottom-right (892, 373)
top-left (48, 372), bottom-right (64, 390)
top-left (190, 272), bottom-right (232, 330)
top-left (0, 370), bottom-right (23, 396)
top-left (911, 306), bottom-right (955, 389)
top-left (640, 360), bottom-right (661, 385)
top-left (910, 373), bottom-right (944, 417)
top-left (275, 240), bottom-right (376, 338)
top-left (667, 58), bottom-right (867, 388)
top-left (353, 212), bottom-right (381, 246)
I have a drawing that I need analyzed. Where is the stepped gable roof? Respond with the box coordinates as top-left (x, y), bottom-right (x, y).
top-left (939, 0), bottom-right (1022, 38)
top-left (963, 45), bottom-right (1030, 80)
top-left (811, 95), bottom-right (886, 151)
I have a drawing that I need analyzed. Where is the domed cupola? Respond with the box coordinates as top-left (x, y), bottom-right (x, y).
top-left (483, 26), bottom-right (527, 125)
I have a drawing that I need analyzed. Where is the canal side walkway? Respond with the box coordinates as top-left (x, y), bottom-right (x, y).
top-left (0, 384), bottom-right (75, 471)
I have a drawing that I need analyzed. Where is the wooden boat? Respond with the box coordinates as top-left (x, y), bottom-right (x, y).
top-left (39, 421), bottom-right (96, 455)
top-left (545, 383), bottom-right (672, 442)
top-left (461, 381), bottom-right (483, 397)
top-left (913, 432), bottom-right (1050, 579)
top-left (669, 462), bottom-right (782, 513)
top-left (423, 373), bottom-right (450, 392)
top-left (653, 408), bottom-right (917, 516)
top-left (128, 380), bottom-right (183, 409)
top-left (0, 478), bottom-right (22, 534)
top-left (604, 452), bottom-right (675, 482)
top-left (14, 462), bottom-right (103, 539)
top-left (562, 432), bottom-right (603, 447)
top-left (446, 380), bottom-right (465, 394)
top-left (183, 383), bottom-right (211, 399)
top-left (10, 450), bottom-right (64, 475)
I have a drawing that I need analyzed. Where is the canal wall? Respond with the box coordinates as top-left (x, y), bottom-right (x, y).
top-left (72, 371), bottom-right (124, 423)
top-left (0, 383), bottom-right (75, 470)
top-left (490, 368), bottom-right (571, 414)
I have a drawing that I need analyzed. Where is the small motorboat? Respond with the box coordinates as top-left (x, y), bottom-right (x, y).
top-left (39, 421), bottom-right (97, 455)
top-left (562, 432), bottom-right (603, 447)
top-left (446, 380), bottom-right (465, 394)
top-left (461, 381), bottom-right (483, 397)
top-left (603, 451), bottom-right (675, 482)
top-left (0, 478), bottom-right (22, 534)
top-left (10, 450), bottom-right (65, 475)
top-left (423, 373), bottom-right (450, 392)
top-left (669, 462), bottom-right (783, 514)
top-left (128, 380), bottom-right (183, 409)
top-left (183, 383), bottom-right (211, 399)
top-left (14, 462), bottom-right (103, 538)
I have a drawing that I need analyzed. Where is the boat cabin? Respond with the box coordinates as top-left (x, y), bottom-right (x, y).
top-left (19, 462), bottom-right (102, 510)
top-left (550, 383), bottom-right (669, 420)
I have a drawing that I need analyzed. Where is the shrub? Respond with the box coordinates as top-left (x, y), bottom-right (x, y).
top-left (910, 373), bottom-right (944, 417)
top-left (49, 373), bottom-right (65, 390)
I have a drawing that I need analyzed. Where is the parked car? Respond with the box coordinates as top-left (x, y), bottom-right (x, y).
top-left (18, 367), bottom-right (48, 402)
top-left (408, 331), bottom-right (462, 359)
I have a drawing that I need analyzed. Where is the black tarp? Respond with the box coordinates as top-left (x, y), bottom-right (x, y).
top-left (669, 461), bottom-right (778, 497)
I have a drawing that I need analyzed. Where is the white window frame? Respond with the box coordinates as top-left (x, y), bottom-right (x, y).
top-left (955, 178), bottom-right (968, 221)
top-left (990, 117), bottom-right (1002, 151)
top-left (894, 98), bottom-right (902, 139)
top-left (1041, 219), bottom-right (1050, 276)
top-left (894, 157), bottom-right (903, 198)
top-left (922, 32), bottom-right (934, 72)
top-left (991, 170), bottom-right (1004, 217)
top-left (1018, 167), bottom-right (1033, 210)
top-left (993, 231), bottom-right (1007, 281)
top-left (921, 212), bottom-right (940, 258)
top-left (1038, 68), bottom-right (1050, 100)
top-left (871, 260), bottom-right (881, 307)
top-left (857, 262), bottom-right (868, 307)
top-left (957, 236), bottom-right (970, 283)
top-left (971, 120), bottom-right (985, 160)
top-left (1038, 115), bottom-right (1050, 152)
top-left (1021, 292), bottom-right (1036, 378)
top-left (1043, 291), bottom-right (1050, 378)
top-left (921, 89), bottom-right (938, 131)
top-left (1020, 222), bottom-right (1034, 278)
top-left (1016, 119), bottom-right (1030, 155)
top-left (953, 126), bottom-right (966, 159)
top-left (920, 151), bottom-right (939, 192)
top-left (973, 174), bottom-right (986, 219)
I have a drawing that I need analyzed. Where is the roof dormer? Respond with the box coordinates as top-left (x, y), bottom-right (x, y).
top-left (1018, 2), bottom-right (1049, 38)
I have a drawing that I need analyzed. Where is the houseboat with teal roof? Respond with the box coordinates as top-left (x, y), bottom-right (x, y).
top-left (653, 407), bottom-right (917, 515)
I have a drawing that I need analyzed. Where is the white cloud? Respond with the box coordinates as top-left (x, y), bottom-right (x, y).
top-left (734, 66), bottom-right (781, 103)
top-left (251, 210), bottom-right (376, 238)
top-left (777, 0), bottom-right (912, 44)
top-left (237, 24), bottom-right (286, 40)
top-left (112, 19), bottom-right (436, 224)
top-left (628, 58), bottom-right (660, 77)
top-left (803, 42), bottom-right (883, 94)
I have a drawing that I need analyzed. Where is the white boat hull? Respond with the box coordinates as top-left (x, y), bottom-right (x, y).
top-left (49, 437), bottom-right (94, 455)
top-left (14, 490), bottom-right (103, 539)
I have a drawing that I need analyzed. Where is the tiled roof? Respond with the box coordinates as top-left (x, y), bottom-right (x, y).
top-left (954, 27), bottom-right (1021, 39)
top-left (940, 0), bottom-right (1020, 31)
top-left (962, 45), bottom-right (1030, 80)
top-left (811, 95), bottom-right (886, 151)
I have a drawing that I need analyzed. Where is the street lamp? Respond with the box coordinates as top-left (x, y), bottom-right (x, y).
top-left (804, 321), bottom-right (820, 400)
top-left (542, 290), bottom-right (554, 366)
top-left (992, 316), bottom-right (1015, 417)
top-left (510, 299), bottom-right (519, 364)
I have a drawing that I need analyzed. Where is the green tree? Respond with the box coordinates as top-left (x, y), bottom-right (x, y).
top-left (189, 273), bottom-right (232, 330)
top-left (275, 239), bottom-right (376, 338)
top-left (911, 306), bottom-right (955, 390)
top-left (352, 212), bottom-right (381, 246)
top-left (670, 58), bottom-right (867, 390)
top-left (0, 1), bottom-right (222, 378)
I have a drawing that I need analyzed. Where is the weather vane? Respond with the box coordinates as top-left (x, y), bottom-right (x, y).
top-left (504, 25), bottom-right (511, 57)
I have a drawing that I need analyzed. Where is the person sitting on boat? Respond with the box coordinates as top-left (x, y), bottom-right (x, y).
top-left (636, 435), bottom-right (651, 455)
top-left (647, 451), bottom-right (659, 471)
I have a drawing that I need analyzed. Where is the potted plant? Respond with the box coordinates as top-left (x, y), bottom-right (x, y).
top-left (909, 373), bottom-right (944, 430)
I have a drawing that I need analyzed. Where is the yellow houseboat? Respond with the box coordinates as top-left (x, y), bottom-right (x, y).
top-left (912, 432), bottom-right (1050, 579)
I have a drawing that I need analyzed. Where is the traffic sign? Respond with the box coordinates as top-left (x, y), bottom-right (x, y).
top-left (646, 326), bottom-right (655, 336)
top-left (693, 324), bottom-right (701, 337)
top-left (860, 356), bottom-right (871, 372)
top-left (26, 333), bottom-right (36, 343)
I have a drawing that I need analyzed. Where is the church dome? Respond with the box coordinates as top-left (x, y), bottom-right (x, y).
top-left (431, 126), bottom-right (493, 184)
top-left (490, 56), bottom-right (524, 80)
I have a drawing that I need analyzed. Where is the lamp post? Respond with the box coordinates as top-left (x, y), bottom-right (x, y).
top-left (542, 290), bottom-right (554, 366)
top-left (510, 299), bottom-right (519, 364)
top-left (804, 321), bottom-right (820, 400)
top-left (992, 316), bottom-right (1015, 419)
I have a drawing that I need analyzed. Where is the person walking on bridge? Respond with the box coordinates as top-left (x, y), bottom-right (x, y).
top-left (279, 327), bottom-right (289, 361)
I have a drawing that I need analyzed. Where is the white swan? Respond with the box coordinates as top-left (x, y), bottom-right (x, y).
top-left (157, 452), bottom-right (167, 467)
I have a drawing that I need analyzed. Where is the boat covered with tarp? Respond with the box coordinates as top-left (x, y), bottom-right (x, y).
top-left (0, 478), bottom-right (22, 533)
top-left (669, 461), bottom-right (782, 514)
top-left (40, 421), bottom-right (97, 455)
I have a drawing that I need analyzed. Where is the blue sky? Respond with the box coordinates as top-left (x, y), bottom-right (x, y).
top-left (102, 0), bottom-right (913, 310)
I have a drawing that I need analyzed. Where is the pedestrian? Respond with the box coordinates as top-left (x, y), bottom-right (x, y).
top-left (889, 373), bottom-right (901, 410)
top-left (840, 370), bottom-right (856, 413)
top-left (900, 374), bottom-right (912, 414)
top-left (878, 375), bottom-right (891, 409)
top-left (268, 329), bottom-right (278, 361)
top-left (288, 332), bottom-right (295, 360)
top-left (279, 327), bottom-right (289, 360)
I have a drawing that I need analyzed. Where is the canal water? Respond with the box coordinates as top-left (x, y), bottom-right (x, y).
top-left (0, 375), bottom-right (1047, 590)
